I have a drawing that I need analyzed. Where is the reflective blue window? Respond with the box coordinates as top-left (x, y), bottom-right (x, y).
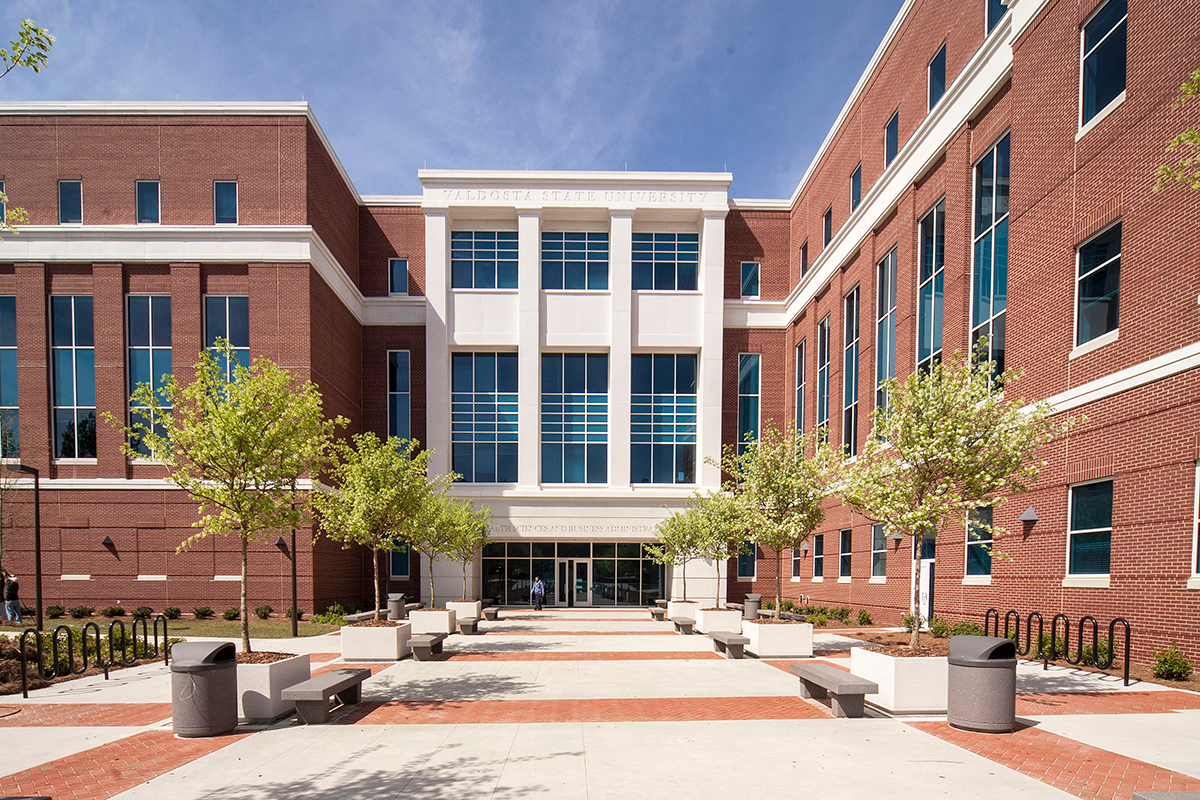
top-left (390, 542), bottom-right (410, 578)
top-left (205, 296), bottom-right (250, 379)
top-left (817, 315), bottom-right (830, 444)
top-left (813, 534), bottom-right (824, 578)
top-left (214, 181), bottom-right (238, 224)
top-left (967, 507), bottom-right (993, 576)
top-left (737, 542), bottom-right (755, 579)
top-left (795, 340), bottom-right (806, 434)
top-left (51, 296), bottom-right (95, 458)
top-left (843, 288), bottom-right (860, 457)
top-left (972, 133), bottom-right (1010, 378)
top-left (136, 181), bottom-right (159, 224)
top-left (851, 164), bottom-right (862, 210)
top-left (885, 113), bottom-right (899, 167)
top-left (823, 207), bottom-right (832, 247)
top-left (1069, 480), bottom-right (1112, 575)
top-left (737, 353), bottom-right (760, 456)
top-left (58, 181), bottom-right (82, 224)
top-left (800, 241), bottom-right (809, 277)
top-left (0, 180), bottom-right (6, 221)
top-left (740, 262), bottom-right (760, 298)
top-left (632, 232), bottom-right (698, 291)
top-left (929, 44), bottom-right (947, 110)
top-left (389, 258), bottom-right (408, 295)
top-left (840, 529), bottom-right (853, 578)
top-left (631, 354), bottom-right (696, 484)
top-left (875, 248), bottom-right (897, 412)
top-left (1081, 0), bottom-right (1127, 126)
top-left (389, 351), bottom-right (411, 442)
top-left (987, 0), bottom-right (1008, 33)
top-left (541, 353), bottom-right (607, 484)
top-left (542, 232), bottom-right (608, 290)
top-left (451, 230), bottom-right (518, 289)
top-left (1077, 223), bottom-right (1121, 346)
top-left (918, 199), bottom-right (946, 371)
top-left (0, 296), bottom-right (17, 458)
top-left (452, 352), bottom-right (517, 482)
top-left (127, 295), bottom-right (172, 456)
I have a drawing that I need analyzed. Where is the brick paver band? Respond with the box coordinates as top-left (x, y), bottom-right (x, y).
top-left (0, 703), bottom-right (173, 727)
top-left (1016, 691), bottom-right (1200, 716)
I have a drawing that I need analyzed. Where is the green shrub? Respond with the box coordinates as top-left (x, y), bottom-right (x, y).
top-left (45, 605), bottom-right (65, 619)
top-left (928, 616), bottom-right (952, 638)
top-left (1080, 635), bottom-right (1118, 665)
top-left (762, 599), bottom-right (776, 611)
top-left (813, 614), bottom-right (828, 627)
top-left (284, 607), bottom-right (305, 621)
top-left (781, 599), bottom-right (798, 613)
top-left (901, 613), bottom-right (921, 632)
top-left (223, 607), bottom-right (240, 621)
top-left (192, 606), bottom-right (214, 620)
top-left (69, 605), bottom-right (94, 619)
top-left (833, 606), bottom-right (851, 623)
top-left (1152, 642), bottom-right (1194, 681)
top-left (19, 604), bottom-right (34, 617)
top-left (949, 620), bottom-right (985, 637)
top-left (132, 606), bottom-right (154, 620)
top-left (857, 608), bottom-right (872, 626)
top-left (254, 605), bottom-right (273, 620)
top-left (311, 602), bottom-right (347, 626)
top-left (1037, 633), bottom-right (1067, 660)
top-left (101, 605), bottom-right (126, 618)
top-left (162, 607), bottom-right (181, 620)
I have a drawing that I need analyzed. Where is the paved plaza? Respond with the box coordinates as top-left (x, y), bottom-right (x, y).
top-left (0, 610), bottom-right (1198, 799)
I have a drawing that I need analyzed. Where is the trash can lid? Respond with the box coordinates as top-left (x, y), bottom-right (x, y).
top-left (745, 594), bottom-right (762, 601)
top-left (170, 640), bottom-right (237, 672)
top-left (948, 634), bottom-right (1017, 667)
top-left (387, 593), bottom-right (404, 600)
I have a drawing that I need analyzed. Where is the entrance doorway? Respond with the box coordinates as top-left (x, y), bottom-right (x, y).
top-left (556, 559), bottom-right (591, 607)
top-left (914, 537), bottom-right (935, 627)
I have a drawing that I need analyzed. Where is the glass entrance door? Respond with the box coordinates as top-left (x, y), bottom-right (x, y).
top-left (556, 559), bottom-right (592, 607)
top-left (574, 560), bottom-right (591, 606)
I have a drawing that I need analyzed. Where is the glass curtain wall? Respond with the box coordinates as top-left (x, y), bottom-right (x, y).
top-left (481, 542), bottom-right (665, 606)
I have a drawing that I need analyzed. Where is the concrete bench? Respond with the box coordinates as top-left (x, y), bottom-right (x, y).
top-left (458, 616), bottom-right (480, 635)
top-left (710, 631), bottom-right (749, 659)
top-left (650, 607), bottom-right (667, 622)
top-left (483, 607), bottom-right (500, 621)
top-left (411, 633), bottom-right (448, 661)
top-left (789, 663), bottom-right (878, 718)
top-left (654, 599), bottom-right (668, 609)
top-left (281, 668), bottom-right (371, 724)
top-left (673, 616), bottom-right (695, 635)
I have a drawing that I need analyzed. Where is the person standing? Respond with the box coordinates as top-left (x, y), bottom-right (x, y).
top-left (531, 577), bottom-right (545, 611)
top-left (3, 570), bottom-right (20, 625)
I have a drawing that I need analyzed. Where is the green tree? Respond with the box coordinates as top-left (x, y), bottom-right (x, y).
top-left (840, 342), bottom-right (1068, 649)
top-left (645, 490), bottom-right (743, 603)
top-left (313, 434), bottom-right (453, 620)
top-left (439, 498), bottom-right (492, 602)
top-left (0, 19), bottom-right (54, 239)
top-left (1156, 68), bottom-right (1200, 191)
top-left (406, 486), bottom-right (483, 608)
top-left (107, 341), bottom-right (343, 651)
top-left (720, 423), bottom-right (836, 616)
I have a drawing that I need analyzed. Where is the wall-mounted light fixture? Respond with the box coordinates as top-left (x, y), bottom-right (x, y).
top-left (799, 541), bottom-right (809, 553)
top-left (1018, 506), bottom-right (1038, 523)
top-left (101, 535), bottom-right (114, 546)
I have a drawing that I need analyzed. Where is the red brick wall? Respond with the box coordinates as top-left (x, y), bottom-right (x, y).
top-left (360, 205), bottom-right (426, 298)
top-left (306, 123), bottom-right (360, 286)
top-left (725, 210), bottom-right (790, 300)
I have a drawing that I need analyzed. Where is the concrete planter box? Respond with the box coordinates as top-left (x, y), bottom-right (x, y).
top-left (696, 608), bottom-right (743, 635)
top-left (850, 647), bottom-right (949, 714)
top-left (409, 609), bottom-right (456, 635)
top-left (340, 622), bottom-right (412, 661)
top-left (667, 601), bottom-right (700, 621)
top-left (741, 620), bottom-right (813, 657)
top-left (236, 653), bottom-right (310, 723)
top-left (446, 600), bottom-right (482, 620)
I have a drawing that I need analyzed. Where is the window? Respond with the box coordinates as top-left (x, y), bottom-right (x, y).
top-left (58, 180), bottom-right (82, 224)
top-left (388, 258), bottom-right (409, 295)
top-left (800, 240), bottom-right (809, 277)
top-left (452, 353), bottom-right (517, 482)
top-left (918, 199), bottom-right (946, 371)
top-left (737, 541), bottom-right (756, 579)
top-left (817, 315), bottom-right (830, 444)
top-left (204, 296), bottom-right (250, 379)
top-left (850, 164), bottom-right (862, 211)
top-left (843, 287), bottom-right (860, 457)
top-left (452, 231), bottom-right (518, 289)
top-left (822, 207), bottom-right (833, 246)
top-left (929, 43), bottom-right (947, 110)
top-left (740, 262), bottom-right (760, 298)
top-left (885, 112), bottom-right (899, 167)
top-left (0, 180), bottom-right (5, 220)
top-left (972, 133), bottom-right (1010, 377)
top-left (136, 181), bottom-right (159, 224)
top-left (51, 296), bottom-right (95, 458)
top-left (840, 529), bottom-right (852, 578)
top-left (987, 0), bottom-right (1008, 33)
top-left (542, 232), bottom-right (609, 290)
top-left (127, 296), bottom-right (172, 457)
top-left (631, 354), bottom-right (696, 484)
top-left (871, 523), bottom-right (887, 578)
top-left (632, 232), bottom-right (698, 291)
top-left (1070, 479), bottom-right (1112, 575)
top-left (0, 296), bottom-right (17, 458)
top-left (1076, 222), bottom-right (1121, 346)
top-left (813, 534), bottom-right (824, 578)
top-left (795, 340), bottom-right (806, 434)
top-left (1193, 462), bottom-right (1200, 575)
top-left (213, 181), bottom-right (237, 224)
top-left (388, 351), bottom-right (411, 441)
top-left (736, 353), bottom-right (760, 455)
top-left (967, 506), bottom-right (993, 576)
top-left (792, 545), bottom-right (803, 578)
top-left (541, 353), bottom-right (607, 484)
top-left (1081, 0), bottom-right (1127, 127)
top-left (390, 542), bottom-right (410, 579)
top-left (875, 248), bottom-right (897, 411)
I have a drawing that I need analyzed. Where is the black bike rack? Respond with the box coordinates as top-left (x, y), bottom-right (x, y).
top-left (18, 615), bottom-right (170, 698)
top-left (985, 608), bottom-right (1130, 686)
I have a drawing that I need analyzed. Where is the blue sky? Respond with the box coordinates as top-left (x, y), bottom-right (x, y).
top-left (2, 1), bottom-right (904, 199)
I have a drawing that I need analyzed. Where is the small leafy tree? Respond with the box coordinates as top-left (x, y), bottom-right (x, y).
top-left (645, 490), bottom-right (743, 603)
top-left (108, 341), bottom-right (343, 652)
top-left (440, 499), bottom-right (492, 602)
top-left (1156, 68), bottom-right (1200, 191)
top-left (1, 20), bottom-right (54, 240)
top-left (841, 341), bottom-right (1068, 649)
top-left (405, 484), bottom-right (475, 608)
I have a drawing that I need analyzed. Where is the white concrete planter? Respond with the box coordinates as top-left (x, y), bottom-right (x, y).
top-left (340, 622), bottom-right (412, 661)
top-left (850, 647), bottom-right (949, 714)
top-left (696, 608), bottom-right (743, 635)
top-left (409, 609), bottom-right (456, 635)
top-left (236, 653), bottom-right (310, 723)
top-left (741, 620), bottom-right (813, 657)
top-left (667, 601), bottom-right (700, 621)
top-left (446, 600), bottom-right (482, 620)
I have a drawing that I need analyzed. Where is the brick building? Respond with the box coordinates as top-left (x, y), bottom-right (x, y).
top-left (0, 0), bottom-right (1196, 659)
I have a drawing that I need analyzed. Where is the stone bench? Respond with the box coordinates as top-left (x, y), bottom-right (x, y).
top-left (650, 607), bottom-right (667, 621)
top-left (411, 633), bottom-right (448, 661)
top-left (789, 663), bottom-right (878, 718)
top-left (673, 616), bottom-right (695, 635)
top-left (280, 668), bottom-right (371, 724)
top-left (458, 616), bottom-right (480, 635)
top-left (710, 630), bottom-right (750, 659)
top-left (483, 607), bottom-right (500, 621)
top-left (654, 599), bottom-right (668, 609)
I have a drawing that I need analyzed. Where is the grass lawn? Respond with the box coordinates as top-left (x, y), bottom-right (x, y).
top-left (2, 617), bottom-right (338, 638)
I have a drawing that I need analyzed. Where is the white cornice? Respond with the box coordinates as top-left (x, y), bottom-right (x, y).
top-left (360, 195), bottom-right (423, 207)
top-left (728, 198), bottom-right (792, 211)
top-left (1039, 340), bottom-right (1200, 415)
top-left (419, 169), bottom-right (732, 187)
top-left (723, 299), bottom-right (789, 329)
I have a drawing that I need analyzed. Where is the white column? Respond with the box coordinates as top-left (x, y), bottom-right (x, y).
top-left (516, 210), bottom-right (542, 490)
top-left (699, 209), bottom-right (727, 489)
top-left (608, 210), bottom-right (634, 488)
top-left (424, 209), bottom-right (451, 477)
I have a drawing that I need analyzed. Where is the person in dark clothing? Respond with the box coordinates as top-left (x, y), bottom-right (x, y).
top-left (531, 577), bottom-right (545, 611)
top-left (3, 570), bottom-right (20, 625)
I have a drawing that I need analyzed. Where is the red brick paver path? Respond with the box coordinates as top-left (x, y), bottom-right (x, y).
top-left (311, 662), bottom-right (393, 678)
top-left (308, 652), bottom-right (339, 662)
top-left (0, 703), bottom-right (172, 727)
top-left (910, 721), bottom-right (1200, 800)
top-left (0, 729), bottom-right (250, 800)
top-left (1016, 690), bottom-right (1200, 716)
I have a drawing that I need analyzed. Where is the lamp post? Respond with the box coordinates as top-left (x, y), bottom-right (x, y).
top-left (6, 463), bottom-right (41, 632)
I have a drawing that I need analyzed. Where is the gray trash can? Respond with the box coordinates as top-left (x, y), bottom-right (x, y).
top-left (171, 641), bottom-right (237, 738)
top-left (743, 594), bottom-right (762, 620)
top-left (387, 593), bottom-right (405, 620)
top-left (948, 635), bottom-right (1017, 733)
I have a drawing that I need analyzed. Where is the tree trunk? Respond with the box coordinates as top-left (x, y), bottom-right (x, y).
top-left (462, 561), bottom-right (468, 602)
top-left (910, 531), bottom-right (923, 650)
top-left (428, 554), bottom-right (436, 607)
top-left (680, 559), bottom-right (687, 602)
top-left (240, 530), bottom-right (251, 653)
top-left (372, 547), bottom-right (382, 621)
top-left (775, 547), bottom-right (783, 618)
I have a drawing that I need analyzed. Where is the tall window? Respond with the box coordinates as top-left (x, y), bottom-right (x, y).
top-left (813, 534), bottom-right (824, 578)
top-left (871, 523), bottom-right (887, 578)
top-left (875, 248), bottom-right (897, 411)
top-left (632, 354), bottom-right (696, 484)
top-left (740, 262), bottom-right (760, 298)
top-left (452, 352), bottom-right (517, 482)
top-left (918, 199), bottom-right (946, 371)
top-left (542, 232), bottom-right (609, 290)
top-left (204, 296), bottom-right (250, 379)
top-left (0, 296), bottom-right (17, 458)
top-left (136, 181), bottom-right (159, 224)
top-left (0, 180), bottom-right (6, 220)
top-left (822, 207), bottom-right (833, 246)
top-left (1076, 222), bottom-right (1121, 346)
top-left (843, 287), bottom-right (860, 457)
top-left (388, 351), bottom-right (411, 441)
top-left (972, 133), bottom-right (1010, 376)
top-left (840, 529), bottom-right (852, 578)
top-left (1069, 479), bottom-right (1112, 575)
top-left (967, 506), bottom-right (993, 576)
top-left (795, 340), bottom-right (806, 434)
top-left (127, 296), bottom-right (172, 456)
top-left (817, 315), bottom-right (830, 443)
top-left (389, 258), bottom-right (408, 295)
top-left (58, 180), bottom-right (82, 224)
top-left (885, 112), bottom-right (899, 167)
top-left (737, 353), bottom-right (760, 456)
top-left (541, 353), bottom-right (607, 484)
top-left (800, 241), bottom-right (809, 277)
top-left (632, 232), bottom-right (698, 291)
top-left (51, 296), bottom-right (95, 458)
top-left (737, 541), bottom-right (756, 579)
top-left (987, 0), bottom-right (1008, 33)
top-left (452, 231), bottom-right (518, 289)
top-left (213, 181), bottom-right (238, 224)
top-left (1193, 462), bottom-right (1200, 575)
top-left (850, 164), bottom-right (862, 211)
top-left (390, 543), bottom-right (410, 579)
top-left (929, 43), bottom-right (947, 110)
top-left (792, 545), bottom-right (803, 578)
top-left (1081, 0), bottom-right (1127, 127)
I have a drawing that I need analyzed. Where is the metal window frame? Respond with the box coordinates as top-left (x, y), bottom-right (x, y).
top-left (1077, 0), bottom-right (1128, 130)
top-left (1066, 477), bottom-right (1114, 577)
top-left (1073, 220), bottom-right (1122, 347)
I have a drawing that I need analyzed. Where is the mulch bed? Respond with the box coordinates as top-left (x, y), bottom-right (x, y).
top-left (347, 620), bottom-right (403, 628)
top-left (235, 651), bottom-right (296, 664)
